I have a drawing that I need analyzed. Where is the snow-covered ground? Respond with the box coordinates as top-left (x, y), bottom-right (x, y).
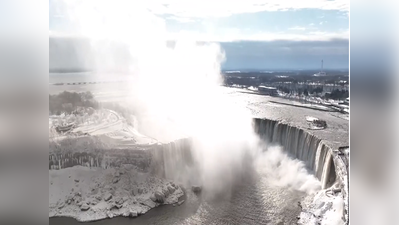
top-left (280, 94), bottom-right (349, 113)
top-left (288, 101), bottom-right (332, 111)
top-left (49, 109), bottom-right (157, 145)
top-left (298, 184), bottom-right (345, 225)
top-left (49, 165), bottom-right (184, 222)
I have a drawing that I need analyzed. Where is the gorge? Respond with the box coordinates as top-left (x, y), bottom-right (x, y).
top-left (49, 112), bottom-right (349, 225)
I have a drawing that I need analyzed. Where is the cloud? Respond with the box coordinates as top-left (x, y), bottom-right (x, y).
top-left (49, 0), bottom-right (348, 42)
top-left (166, 15), bottom-right (196, 23)
top-left (289, 26), bottom-right (307, 31)
top-left (165, 29), bottom-right (349, 42)
top-left (148, 0), bottom-right (349, 18)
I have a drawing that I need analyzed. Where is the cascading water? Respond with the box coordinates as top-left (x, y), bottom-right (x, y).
top-left (253, 118), bottom-right (337, 189)
top-left (158, 138), bottom-right (197, 184)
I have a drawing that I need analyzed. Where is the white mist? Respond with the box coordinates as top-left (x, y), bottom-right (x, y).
top-left (59, 0), bottom-right (321, 198)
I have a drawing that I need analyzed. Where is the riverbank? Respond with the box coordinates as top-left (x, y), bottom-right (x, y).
top-left (49, 165), bottom-right (184, 222)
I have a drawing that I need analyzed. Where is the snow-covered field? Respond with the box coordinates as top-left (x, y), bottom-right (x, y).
top-left (49, 108), bottom-right (157, 146)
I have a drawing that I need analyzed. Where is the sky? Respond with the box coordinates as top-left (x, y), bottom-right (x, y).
top-left (48, 0), bottom-right (349, 71)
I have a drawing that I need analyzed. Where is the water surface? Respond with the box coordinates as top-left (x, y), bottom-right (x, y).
top-left (50, 173), bottom-right (305, 225)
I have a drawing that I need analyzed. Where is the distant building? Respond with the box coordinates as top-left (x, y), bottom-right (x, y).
top-left (314, 60), bottom-right (327, 76)
top-left (258, 85), bottom-right (278, 96)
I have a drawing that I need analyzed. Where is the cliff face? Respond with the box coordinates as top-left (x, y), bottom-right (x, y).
top-left (49, 137), bottom-right (192, 178)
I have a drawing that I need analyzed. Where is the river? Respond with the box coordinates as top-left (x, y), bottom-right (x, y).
top-left (50, 172), bottom-right (306, 225)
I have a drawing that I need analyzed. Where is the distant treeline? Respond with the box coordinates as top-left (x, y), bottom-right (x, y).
top-left (49, 91), bottom-right (99, 115)
top-left (222, 72), bottom-right (349, 87)
top-left (277, 86), bottom-right (324, 95)
top-left (325, 89), bottom-right (349, 100)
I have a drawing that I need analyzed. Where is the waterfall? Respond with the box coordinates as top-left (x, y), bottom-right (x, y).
top-left (148, 138), bottom-right (197, 185)
top-left (253, 118), bottom-right (348, 224)
top-left (49, 118), bottom-right (343, 191)
top-left (253, 118), bottom-right (338, 189)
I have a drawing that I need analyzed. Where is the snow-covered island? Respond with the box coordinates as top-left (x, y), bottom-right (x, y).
top-left (49, 102), bottom-right (186, 222)
top-left (49, 165), bottom-right (184, 222)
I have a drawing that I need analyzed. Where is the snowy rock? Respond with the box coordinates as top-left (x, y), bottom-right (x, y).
top-left (129, 210), bottom-right (138, 218)
top-left (95, 195), bottom-right (102, 201)
top-left (58, 202), bottom-right (65, 209)
top-left (154, 190), bottom-right (165, 203)
top-left (115, 197), bottom-right (125, 205)
top-left (192, 185), bottom-right (202, 194)
top-left (332, 188), bottom-right (341, 194)
top-left (297, 212), bottom-right (318, 225)
top-left (75, 197), bottom-right (82, 204)
top-left (314, 202), bottom-right (332, 217)
top-left (131, 187), bottom-right (138, 196)
top-left (106, 211), bottom-right (114, 218)
top-left (104, 193), bottom-right (112, 201)
top-left (112, 177), bottom-right (120, 184)
top-left (80, 204), bottom-right (90, 211)
top-left (150, 195), bottom-right (157, 202)
top-left (167, 185), bottom-right (175, 194)
top-left (162, 187), bottom-right (170, 197)
top-left (177, 200), bottom-right (185, 206)
top-left (143, 199), bottom-right (157, 208)
top-left (90, 199), bottom-right (99, 205)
